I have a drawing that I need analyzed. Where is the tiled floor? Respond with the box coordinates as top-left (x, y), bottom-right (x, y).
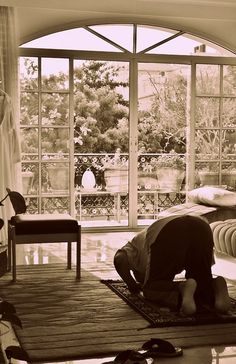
top-left (2, 231), bottom-right (236, 364)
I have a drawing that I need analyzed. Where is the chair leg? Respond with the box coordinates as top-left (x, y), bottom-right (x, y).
top-left (12, 237), bottom-right (16, 282)
top-left (76, 228), bottom-right (81, 280)
top-left (7, 223), bottom-right (12, 272)
top-left (67, 242), bottom-right (72, 269)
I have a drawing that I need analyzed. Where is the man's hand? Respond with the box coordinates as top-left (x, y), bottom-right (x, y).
top-left (128, 282), bottom-right (142, 294)
top-left (114, 250), bottom-right (142, 294)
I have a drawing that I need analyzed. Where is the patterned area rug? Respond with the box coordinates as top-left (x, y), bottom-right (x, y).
top-left (101, 279), bottom-right (236, 327)
top-left (1, 265), bottom-right (236, 363)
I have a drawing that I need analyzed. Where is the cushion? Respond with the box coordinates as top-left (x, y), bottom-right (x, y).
top-left (188, 187), bottom-right (236, 207)
top-left (158, 202), bottom-right (216, 218)
top-left (210, 219), bottom-right (236, 257)
top-left (11, 214), bottom-right (79, 235)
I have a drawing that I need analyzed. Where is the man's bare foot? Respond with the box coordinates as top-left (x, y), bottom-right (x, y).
top-left (213, 276), bottom-right (231, 313)
top-left (179, 278), bottom-right (197, 316)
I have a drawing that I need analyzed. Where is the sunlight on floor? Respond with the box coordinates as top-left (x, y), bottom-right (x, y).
top-left (3, 231), bottom-right (236, 364)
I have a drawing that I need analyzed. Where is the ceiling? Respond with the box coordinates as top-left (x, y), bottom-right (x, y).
top-left (1, 0), bottom-right (236, 53)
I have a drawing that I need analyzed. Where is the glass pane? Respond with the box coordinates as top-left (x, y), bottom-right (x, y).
top-left (41, 197), bottom-right (70, 213)
top-left (223, 65), bottom-right (236, 95)
top-left (19, 62), bottom-right (72, 214)
top-left (195, 129), bottom-right (220, 160)
top-left (147, 33), bottom-right (235, 56)
top-left (138, 63), bottom-right (188, 154)
top-left (41, 128), bottom-right (69, 155)
top-left (20, 57), bottom-right (38, 90)
top-left (20, 24), bottom-right (236, 56)
top-left (89, 24), bottom-right (133, 52)
top-left (195, 98), bottom-right (220, 127)
top-left (41, 93), bottom-right (69, 126)
top-left (222, 162), bottom-right (236, 190)
top-left (21, 28), bottom-right (121, 52)
top-left (137, 26), bottom-right (177, 53)
top-left (73, 60), bottom-right (129, 226)
top-left (41, 58), bottom-right (69, 90)
top-left (22, 163), bottom-right (39, 195)
top-left (21, 128), bottom-right (39, 156)
top-left (196, 65), bottom-right (220, 95)
top-left (196, 162), bottom-right (220, 187)
top-left (20, 92), bottom-right (38, 125)
top-left (222, 98), bottom-right (236, 127)
top-left (137, 63), bottom-right (188, 224)
top-left (222, 129), bottom-right (236, 159)
top-left (42, 162), bottom-right (69, 194)
top-left (26, 197), bottom-right (39, 214)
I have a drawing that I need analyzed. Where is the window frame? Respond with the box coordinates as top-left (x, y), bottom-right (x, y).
top-left (19, 23), bottom-right (236, 231)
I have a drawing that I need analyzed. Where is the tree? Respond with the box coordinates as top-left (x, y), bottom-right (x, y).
top-left (73, 61), bottom-right (129, 154)
top-left (138, 70), bottom-right (187, 154)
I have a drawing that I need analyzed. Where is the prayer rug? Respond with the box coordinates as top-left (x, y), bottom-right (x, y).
top-left (101, 279), bottom-right (236, 327)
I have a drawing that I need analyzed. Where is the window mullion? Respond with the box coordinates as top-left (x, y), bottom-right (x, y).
top-left (38, 57), bottom-right (42, 213)
top-left (187, 62), bottom-right (196, 191)
top-left (129, 58), bottom-right (138, 228)
top-left (69, 57), bottom-right (75, 216)
top-left (219, 65), bottom-right (224, 183)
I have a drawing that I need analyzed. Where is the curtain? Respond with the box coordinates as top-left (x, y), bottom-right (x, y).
top-left (0, 6), bottom-right (21, 245)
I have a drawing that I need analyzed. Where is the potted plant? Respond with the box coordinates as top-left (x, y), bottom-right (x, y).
top-left (155, 151), bottom-right (185, 191)
top-left (197, 161), bottom-right (236, 189)
top-left (43, 151), bottom-right (69, 192)
top-left (99, 148), bottom-right (128, 192)
top-left (138, 156), bottom-right (159, 190)
top-left (197, 161), bottom-right (219, 186)
top-left (222, 163), bottom-right (236, 190)
top-left (195, 129), bottom-right (236, 188)
top-left (22, 169), bottom-right (34, 195)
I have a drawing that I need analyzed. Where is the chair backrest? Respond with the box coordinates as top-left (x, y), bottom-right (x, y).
top-left (6, 188), bottom-right (27, 215)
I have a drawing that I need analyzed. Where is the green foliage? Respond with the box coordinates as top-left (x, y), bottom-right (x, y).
top-left (21, 58), bottom-right (188, 158)
top-left (74, 61), bottom-right (129, 153)
top-left (138, 72), bottom-right (187, 154)
top-left (155, 151), bottom-right (185, 169)
top-left (97, 148), bottom-right (128, 170)
top-left (20, 58), bottom-right (236, 164)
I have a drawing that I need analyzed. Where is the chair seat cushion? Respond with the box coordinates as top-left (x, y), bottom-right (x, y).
top-left (10, 214), bottom-right (79, 235)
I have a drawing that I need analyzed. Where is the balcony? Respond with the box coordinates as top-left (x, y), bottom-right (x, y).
top-left (22, 153), bottom-right (187, 225)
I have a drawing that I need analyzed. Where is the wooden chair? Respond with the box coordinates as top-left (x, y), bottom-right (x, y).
top-left (6, 188), bottom-right (81, 282)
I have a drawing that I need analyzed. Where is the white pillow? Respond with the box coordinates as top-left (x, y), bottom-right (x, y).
top-left (188, 186), bottom-right (236, 207)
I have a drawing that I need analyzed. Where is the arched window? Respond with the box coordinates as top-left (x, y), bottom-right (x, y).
top-left (19, 24), bottom-right (236, 229)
